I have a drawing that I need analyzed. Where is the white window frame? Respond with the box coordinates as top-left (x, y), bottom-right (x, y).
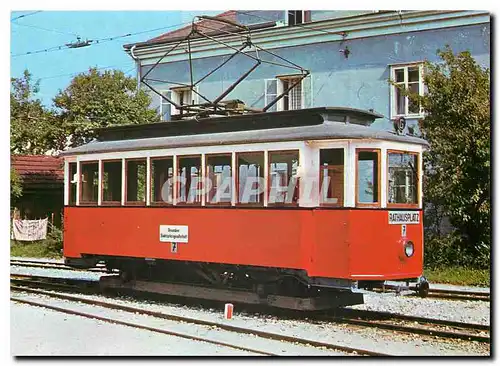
top-left (284, 10), bottom-right (309, 26)
top-left (390, 63), bottom-right (425, 119)
top-left (170, 86), bottom-right (199, 116)
top-left (274, 75), bottom-right (311, 112)
top-left (159, 90), bottom-right (172, 122)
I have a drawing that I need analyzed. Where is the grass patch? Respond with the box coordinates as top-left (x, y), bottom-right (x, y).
top-left (10, 240), bottom-right (63, 259)
top-left (424, 266), bottom-right (490, 287)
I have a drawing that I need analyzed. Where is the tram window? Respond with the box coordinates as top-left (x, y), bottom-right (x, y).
top-left (268, 151), bottom-right (299, 205)
top-left (319, 148), bottom-right (344, 206)
top-left (151, 158), bottom-right (174, 204)
top-left (206, 154), bottom-right (232, 205)
top-left (102, 160), bottom-right (122, 203)
top-left (177, 156), bottom-right (202, 205)
top-left (126, 159), bottom-right (146, 204)
top-left (69, 162), bottom-right (77, 205)
top-left (356, 150), bottom-right (380, 205)
top-left (80, 162), bottom-right (98, 204)
top-left (237, 152), bottom-right (264, 205)
top-left (388, 152), bottom-right (418, 205)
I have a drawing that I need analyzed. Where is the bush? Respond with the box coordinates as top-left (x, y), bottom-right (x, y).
top-left (425, 232), bottom-right (490, 269)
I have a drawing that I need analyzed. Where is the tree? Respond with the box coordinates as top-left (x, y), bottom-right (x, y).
top-left (10, 167), bottom-right (23, 201)
top-left (54, 68), bottom-right (159, 147)
top-left (10, 70), bottom-right (64, 154)
top-left (410, 47), bottom-right (490, 266)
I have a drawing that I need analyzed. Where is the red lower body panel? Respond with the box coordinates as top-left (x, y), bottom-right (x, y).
top-left (64, 207), bottom-right (423, 281)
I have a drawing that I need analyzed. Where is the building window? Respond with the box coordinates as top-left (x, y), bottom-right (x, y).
top-left (80, 162), bottom-right (98, 204)
top-left (266, 75), bottom-right (311, 112)
top-left (160, 91), bottom-right (172, 121)
top-left (356, 149), bottom-right (380, 206)
top-left (319, 148), bottom-right (344, 206)
top-left (391, 63), bottom-right (424, 118)
top-left (177, 155), bottom-right (202, 205)
top-left (126, 159), bottom-right (146, 205)
top-left (102, 160), bottom-right (122, 204)
top-left (388, 151), bottom-right (418, 206)
top-left (237, 152), bottom-right (264, 205)
top-left (206, 154), bottom-right (232, 205)
top-left (160, 88), bottom-right (198, 120)
top-left (286, 10), bottom-right (311, 25)
top-left (69, 162), bottom-right (77, 205)
top-left (171, 87), bottom-right (197, 116)
top-left (151, 157), bottom-right (174, 204)
top-left (268, 151), bottom-right (299, 205)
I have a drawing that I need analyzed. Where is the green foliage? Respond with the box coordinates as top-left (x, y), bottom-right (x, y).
top-left (10, 168), bottom-right (23, 200)
top-left (10, 224), bottom-right (63, 259)
top-left (10, 70), bottom-right (64, 154)
top-left (406, 47), bottom-right (490, 267)
top-left (424, 267), bottom-right (490, 287)
top-left (54, 67), bottom-right (159, 148)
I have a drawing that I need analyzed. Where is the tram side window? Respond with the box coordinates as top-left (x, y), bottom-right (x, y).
top-left (102, 160), bottom-right (122, 203)
top-left (237, 153), bottom-right (265, 205)
top-left (268, 151), bottom-right (299, 204)
top-left (206, 154), bottom-right (232, 205)
top-left (80, 162), bottom-right (98, 204)
top-left (320, 148), bottom-right (344, 206)
top-left (151, 158), bottom-right (174, 204)
top-left (178, 156), bottom-right (202, 205)
top-left (388, 152), bottom-right (418, 205)
top-left (356, 150), bottom-right (380, 205)
top-left (69, 162), bottom-right (77, 205)
top-left (126, 159), bottom-right (146, 204)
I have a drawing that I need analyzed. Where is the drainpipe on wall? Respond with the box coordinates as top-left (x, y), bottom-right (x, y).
top-left (130, 45), bottom-right (141, 92)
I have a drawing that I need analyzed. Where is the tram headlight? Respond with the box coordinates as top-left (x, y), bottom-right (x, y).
top-left (404, 241), bottom-right (414, 257)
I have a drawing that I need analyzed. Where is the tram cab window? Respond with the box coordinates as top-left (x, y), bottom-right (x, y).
top-left (80, 162), bottom-right (98, 204)
top-left (126, 159), bottom-right (146, 204)
top-left (206, 154), bottom-right (232, 205)
top-left (319, 148), bottom-right (344, 206)
top-left (268, 151), bottom-right (299, 205)
top-left (237, 152), bottom-right (264, 205)
top-left (388, 151), bottom-right (418, 205)
top-left (69, 162), bottom-right (77, 205)
top-left (177, 156), bottom-right (202, 205)
top-left (102, 160), bottom-right (122, 204)
top-left (151, 158), bottom-right (174, 204)
top-left (356, 150), bottom-right (380, 205)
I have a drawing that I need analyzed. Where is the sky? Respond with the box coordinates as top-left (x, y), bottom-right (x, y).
top-left (10, 10), bottom-right (220, 106)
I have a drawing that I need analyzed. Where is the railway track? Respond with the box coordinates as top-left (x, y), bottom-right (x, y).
top-left (10, 273), bottom-right (489, 346)
top-left (10, 259), bottom-right (112, 273)
top-left (11, 285), bottom-right (387, 356)
top-left (323, 308), bottom-right (490, 343)
top-left (424, 288), bottom-right (490, 302)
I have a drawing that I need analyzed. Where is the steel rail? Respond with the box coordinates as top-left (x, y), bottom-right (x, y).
top-left (320, 309), bottom-right (490, 343)
top-left (11, 285), bottom-right (388, 356)
top-left (10, 296), bottom-right (276, 356)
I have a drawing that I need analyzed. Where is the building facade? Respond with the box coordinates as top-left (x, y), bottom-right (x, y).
top-left (125, 10), bottom-right (490, 133)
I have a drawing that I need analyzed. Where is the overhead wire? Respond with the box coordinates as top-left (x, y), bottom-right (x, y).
top-left (11, 19), bottom-right (195, 58)
top-left (11, 11), bottom-right (43, 21)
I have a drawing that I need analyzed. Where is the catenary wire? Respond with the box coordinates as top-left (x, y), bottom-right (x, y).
top-left (11, 11), bottom-right (43, 21)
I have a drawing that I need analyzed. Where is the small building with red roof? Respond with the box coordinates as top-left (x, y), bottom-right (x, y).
top-left (11, 155), bottom-right (64, 227)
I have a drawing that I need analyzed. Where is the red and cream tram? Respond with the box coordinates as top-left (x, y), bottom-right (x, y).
top-left (61, 107), bottom-right (429, 309)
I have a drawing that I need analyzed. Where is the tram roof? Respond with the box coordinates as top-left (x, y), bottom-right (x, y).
top-left (60, 107), bottom-right (429, 156)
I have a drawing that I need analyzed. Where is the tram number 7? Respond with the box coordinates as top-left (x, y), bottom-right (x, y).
top-left (171, 242), bottom-right (178, 253)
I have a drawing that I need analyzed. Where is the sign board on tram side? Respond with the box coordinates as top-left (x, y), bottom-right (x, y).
top-left (160, 225), bottom-right (189, 243)
top-left (388, 211), bottom-right (420, 225)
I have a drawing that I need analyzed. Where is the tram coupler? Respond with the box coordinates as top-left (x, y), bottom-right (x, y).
top-left (414, 276), bottom-right (430, 298)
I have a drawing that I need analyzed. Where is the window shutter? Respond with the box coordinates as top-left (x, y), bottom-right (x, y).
top-left (302, 75), bottom-right (312, 108)
top-left (264, 79), bottom-right (278, 112)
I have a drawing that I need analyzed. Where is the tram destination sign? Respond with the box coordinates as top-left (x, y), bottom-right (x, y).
top-left (160, 225), bottom-right (189, 243)
top-left (388, 211), bottom-right (420, 225)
